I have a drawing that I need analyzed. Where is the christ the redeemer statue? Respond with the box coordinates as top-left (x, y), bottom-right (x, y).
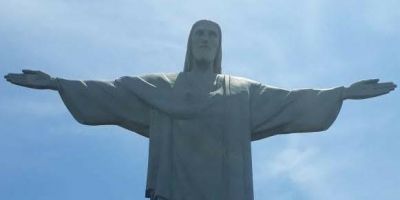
top-left (4, 20), bottom-right (396, 200)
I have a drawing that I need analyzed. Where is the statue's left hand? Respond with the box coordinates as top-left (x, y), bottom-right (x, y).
top-left (343, 79), bottom-right (397, 100)
top-left (4, 69), bottom-right (58, 90)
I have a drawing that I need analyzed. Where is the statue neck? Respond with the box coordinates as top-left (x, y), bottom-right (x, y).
top-left (186, 59), bottom-right (217, 90)
top-left (191, 59), bottom-right (214, 76)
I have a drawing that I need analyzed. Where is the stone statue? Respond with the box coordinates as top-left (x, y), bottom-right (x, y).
top-left (4, 20), bottom-right (396, 200)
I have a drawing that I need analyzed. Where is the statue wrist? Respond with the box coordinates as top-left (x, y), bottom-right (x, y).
top-left (48, 77), bottom-right (59, 91)
top-left (342, 87), bottom-right (350, 100)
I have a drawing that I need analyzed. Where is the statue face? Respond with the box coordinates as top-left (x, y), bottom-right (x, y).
top-left (190, 22), bottom-right (220, 63)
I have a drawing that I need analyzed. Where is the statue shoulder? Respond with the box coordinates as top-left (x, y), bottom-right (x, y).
top-left (141, 73), bottom-right (179, 89)
top-left (224, 74), bottom-right (260, 88)
top-left (116, 73), bottom-right (179, 88)
top-left (140, 73), bottom-right (178, 83)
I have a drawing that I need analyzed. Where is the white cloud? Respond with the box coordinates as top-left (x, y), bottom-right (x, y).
top-left (255, 145), bottom-right (333, 199)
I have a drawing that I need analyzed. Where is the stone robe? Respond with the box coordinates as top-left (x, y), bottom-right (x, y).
top-left (56, 72), bottom-right (344, 200)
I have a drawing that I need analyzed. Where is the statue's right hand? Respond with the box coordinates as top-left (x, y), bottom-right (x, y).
top-left (4, 69), bottom-right (58, 90)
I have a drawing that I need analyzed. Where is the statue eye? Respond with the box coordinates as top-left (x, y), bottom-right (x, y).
top-left (209, 31), bottom-right (217, 38)
top-left (195, 30), bottom-right (204, 36)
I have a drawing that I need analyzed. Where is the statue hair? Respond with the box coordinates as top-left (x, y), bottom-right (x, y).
top-left (183, 20), bottom-right (222, 74)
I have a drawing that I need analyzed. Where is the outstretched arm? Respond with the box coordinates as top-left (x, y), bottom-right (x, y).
top-left (4, 69), bottom-right (59, 90)
top-left (250, 78), bottom-right (396, 140)
top-left (343, 79), bottom-right (396, 100)
top-left (4, 69), bottom-right (151, 137)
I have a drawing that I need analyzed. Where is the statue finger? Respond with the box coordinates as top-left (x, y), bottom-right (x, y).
top-left (374, 90), bottom-right (391, 97)
top-left (374, 82), bottom-right (397, 90)
top-left (361, 79), bottom-right (379, 84)
top-left (4, 74), bottom-right (11, 80)
top-left (9, 80), bottom-right (32, 87)
top-left (362, 90), bottom-right (390, 98)
top-left (11, 74), bottom-right (34, 85)
top-left (6, 74), bottom-right (25, 83)
top-left (6, 75), bottom-right (39, 88)
top-left (22, 69), bottom-right (41, 74)
top-left (372, 87), bottom-right (394, 95)
top-left (6, 73), bottom-right (25, 80)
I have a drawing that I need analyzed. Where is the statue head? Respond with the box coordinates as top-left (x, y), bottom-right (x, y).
top-left (184, 20), bottom-right (222, 74)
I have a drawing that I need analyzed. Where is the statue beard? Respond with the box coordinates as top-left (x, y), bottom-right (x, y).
top-left (192, 49), bottom-right (215, 65)
top-left (193, 52), bottom-right (216, 72)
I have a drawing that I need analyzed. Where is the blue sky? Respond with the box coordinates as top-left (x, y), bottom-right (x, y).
top-left (1, 0), bottom-right (399, 199)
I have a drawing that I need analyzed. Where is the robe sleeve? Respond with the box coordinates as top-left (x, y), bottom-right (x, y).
top-left (250, 83), bottom-right (345, 141)
top-left (56, 77), bottom-right (151, 137)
